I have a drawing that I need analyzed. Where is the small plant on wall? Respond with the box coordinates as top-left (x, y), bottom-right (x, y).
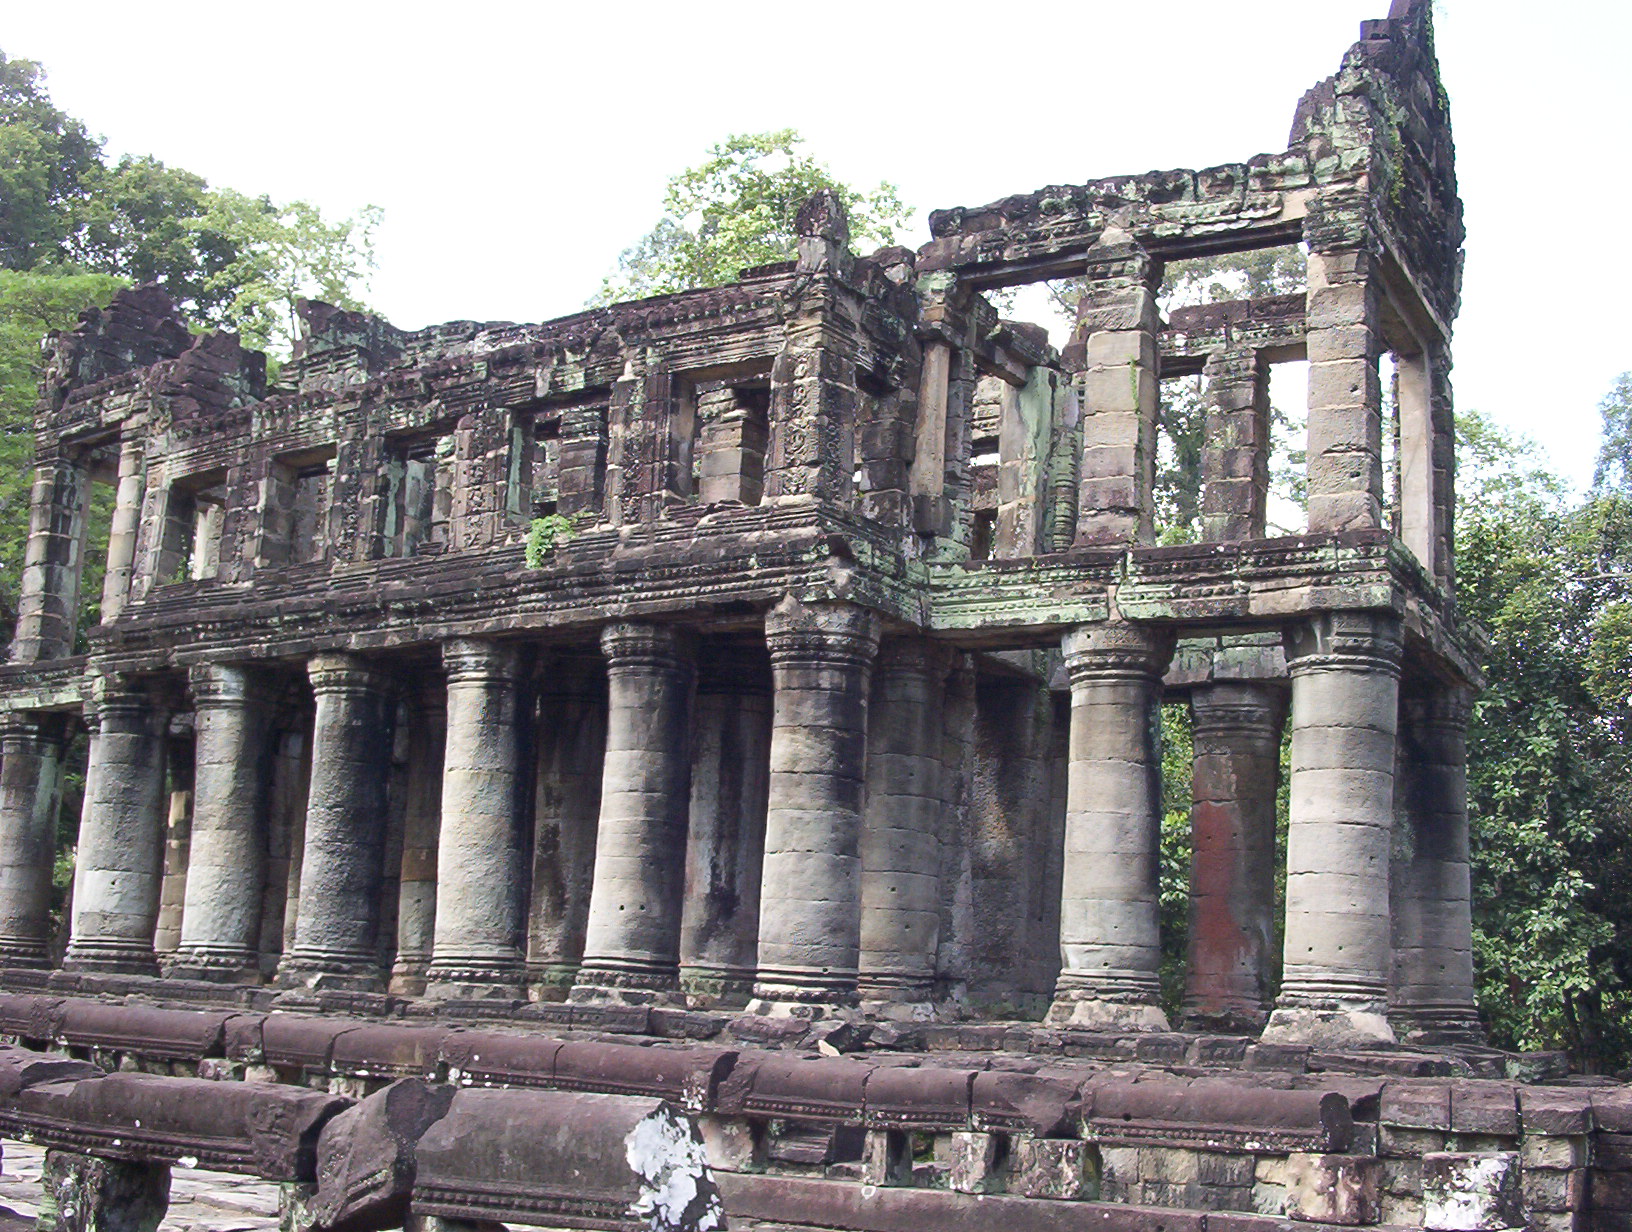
top-left (526, 511), bottom-right (591, 568)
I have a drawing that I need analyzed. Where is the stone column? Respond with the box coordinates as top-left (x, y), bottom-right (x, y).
top-left (1304, 243), bottom-right (1384, 533)
top-left (1391, 684), bottom-right (1482, 1042)
top-left (390, 688), bottom-right (446, 995)
top-left (679, 647), bottom-right (771, 1006)
top-left (858, 639), bottom-right (951, 1012)
top-left (1048, 623), bottom-right (1173, 1030)
top-left (428, 639), bottom-right (526, 998)
top-left (752, 597), bottom-right (880, 1011)
top-left (0, 714), bottom-right (67, 966)
top-left (1180, 683), bottom-right (1286, 1031)
top-left (1069, 229), bottom-right (1160, 546)
top-left (1263, 612), bottom-right (1403, 1046)
top-left (277, 654), bottom-right (395, 990)
top-left (170, 665), bottom-right (272, 980)
top-left (1199, 346), bottom-right (1270, 542)
top-left (64, 682), bottom-right (169, 974)
top-left (572, 624), bottom-right (695, 1001)
top-left (526, 661), bottom-right (605, 998)
top-left (100, 435), bottom-right (145, 622)
top-left (10, 457), bottom-right (89, 664)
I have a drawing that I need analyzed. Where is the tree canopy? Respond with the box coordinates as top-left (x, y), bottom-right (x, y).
top-left (595, 129), bottom-right (911, 303)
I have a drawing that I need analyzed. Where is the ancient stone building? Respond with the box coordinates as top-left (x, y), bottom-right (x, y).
top-left (0, 0), bottom-right (1476, 1057)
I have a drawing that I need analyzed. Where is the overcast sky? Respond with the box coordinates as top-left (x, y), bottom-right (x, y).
top-left (6, 1), bottom-right (1627, 489)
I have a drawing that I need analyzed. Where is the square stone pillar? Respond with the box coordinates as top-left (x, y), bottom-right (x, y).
top-left (1305, 245), bottom-right (1384, 533)
top-left (277, 654), bottom-right (396, 991)
top-left (679, 646), bottom-right (772, 1006)
top-left (1262, 611), bottom-right (1402, 1047)
top-left (1180, 682), bottom-right (1287, 1031)
top-left (169, 664), bottom-right (274, 981)
top-left (428, 639), bottom-right (527, 999)
top-left (390, 686), bottom-right (446, 995)
top-left (1069, 229), bottom-right (1160, 546)
top-left (858, 639), bottom-right (953, 1015)
top-left (1200, 346), bottom-right (1270, 542)
top-left (99, 434), bottom-right (146, 622)
top-left (526, 660), bottom-right (605, 999)
top-left (1047, 622), bottom-right (1174, 1030)
top-left (64, 680), bottom-right (169, 975)
top-left (572, 623), bottom-right (696, 1003)
top-left (751, 597), bottom-right (879, 1012)
top-left (0, 713), bottom-right (67, 967)
top-left (1391, 683), bottom-right (1482, 1043)
top-left (10, 456), bottom-right (89, 664)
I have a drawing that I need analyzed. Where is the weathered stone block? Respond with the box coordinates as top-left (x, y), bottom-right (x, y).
top-left (38, 1149), bottom-right (171, 1232)
top-left (1284, 1153), bottom-right (1381, 1225)
top-left (1421, 1151), bottom-right (1522, 1231)
top-left (1008, 1138), bottom-right (1097, 1200)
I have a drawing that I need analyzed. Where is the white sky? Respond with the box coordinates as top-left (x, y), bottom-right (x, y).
top-left (5, 0), bottom-right (1628, 489)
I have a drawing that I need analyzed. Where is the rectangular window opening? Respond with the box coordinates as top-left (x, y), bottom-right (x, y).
top-left (385, 433), bottom-right (455, 557)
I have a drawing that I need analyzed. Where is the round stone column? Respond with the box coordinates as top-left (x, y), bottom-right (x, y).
top-left (1047, 622), bottom-right (1174, 1030)
top-left (170, 665), bottom-right (272, 981)
top-left (389, 686), bottom-right (446, 995)
top-left (1263, 611), bottom-right (1403, 1047)
top-left (1391, 684), bottom-right (1482, 1043)
top-left (858, 639), bottom-right (951, 1012)
top-left (428, 639), bottom-right (526, 999)
top-left (277, 654), bottom-right (395, 991)
top-left (64, 681), bottom-right (169, 974)
top-left (0, 714), bottom-right (67, 967)
top-left (572, 624), bottom-right (696, 1002)
top-left (1180, 682), bottom-right (1286, 1031)
top-left (751, 597), bottom-right (880, 1011)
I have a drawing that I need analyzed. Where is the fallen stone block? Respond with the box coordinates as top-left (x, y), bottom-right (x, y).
top-left (412, 1088), bottom-right (723, 1231)
top-left (0, 1042), bottom-right (101, 1097)
top-left (970, 1070), bottom-right (1081, 1137)
top-left (307, 1078), bottom-right (455, 1232)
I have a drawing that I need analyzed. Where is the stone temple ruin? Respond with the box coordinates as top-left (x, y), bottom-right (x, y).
top-left (0, 6), bottom-right (1617, 1232)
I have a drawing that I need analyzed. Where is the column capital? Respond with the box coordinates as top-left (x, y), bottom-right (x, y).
top-left (1189, 681), bottom-right (1288, 736)
top-left (188, 663), bottom-right (264, 711)
top-left (1061, 622), bottom-right (1173, 683)
top-left (85, 676), bottom-right (164, 734)
top-left (875, 637), bottom-right (957, 681)
top-left (1284, 611), bottom-right (1403, 678)
top-left (599, 622), bottom-right (696, 673)
top-left (306, 653), bottom-right (392, 697)
top-left (0, 711), bottom-right (66, 749)
top-left (1401, 682), bottom-right (1475, 731)
top-left (441, 637), bottom-right (521, 685)
top-left (764, 597), bottom-right (880, 669)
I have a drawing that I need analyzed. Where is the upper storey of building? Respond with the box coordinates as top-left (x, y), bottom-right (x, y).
top-left (6, 0), bottom-right (1474, 690)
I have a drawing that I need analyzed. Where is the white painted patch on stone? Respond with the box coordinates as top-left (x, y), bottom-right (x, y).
top-left (624, 1104), bottom-right (722, 1232)
top-left (1424, 1153), bottom-right (1521, 1231)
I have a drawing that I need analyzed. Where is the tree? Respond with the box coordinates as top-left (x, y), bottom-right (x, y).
top-left (595, 129), bottom-right (911, 303)
top-left (1592, 371), bottom-right (1632, 495)
top-left (0, 51), bottom-right (101, 270)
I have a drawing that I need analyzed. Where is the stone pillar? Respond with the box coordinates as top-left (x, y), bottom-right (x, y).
top-left (1200, 346), bottom-right (1270, 542)
top-left (1304, 243), bottom-right (1384, 533)
top-left (390, 688), bottom-right (446, 995)
top-left (1048, 623), bottom-right (1173, 1030)
top-left (0, 714), bottom-right (66, 966)
top-left (428, 639), bottom-right (526, 998)
top-left (1391, 684), bottom-right (1482, 1042)
top-left (858, 639), bottom-right (950, 1012)
top-left (170, 665), bottom-right (272, 980)
top-left (100, 435), bottom-right (145, 622)
top-left (1180, 683), bottom-right (1286, 1031)
top-left (526, 662), bottom-right (605, 998)
top-left (64, 681), bottom-right (168, 974)
top-left (10, 457), bottom-right (89, 664)
top-left (572, 624), bottom-right (695, 1001)
top-left (680, 647), bottom-right (771, 1006)
top-left (751, 597), bottom-right (880, 1011)
top-left (39, 1149), bottom-right (171, 1232)
top-left (1263, 612), bottom-right (1402, 1046)
top-left (1069, 229), bottom-right (1160, 546)
top-left (278, 654), bottom-right (395, 990)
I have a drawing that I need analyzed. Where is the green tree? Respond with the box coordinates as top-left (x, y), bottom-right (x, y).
top-left (596, 129), bottom-right (911, 302)
top-left (0, 51), bottom-right (101, 269)
top-left (1592, 371), bottom-right (1632, 495)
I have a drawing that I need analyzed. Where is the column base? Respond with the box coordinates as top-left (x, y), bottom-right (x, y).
top-left (163, 946), bottom-right (262, 984)
top-left (750, 966), bottom-right (859, 1015)
top-left (680, 963), bottom-right (756, 1009)
top-left (1179, 999), bottom-right (1270, 1034)
top-left (275, 951), bottom-right (383, 993)
top-left (1391, 1002), bottom-right (1485, 1046)
top-left (388, 956), bottom-right (430, 997)
top-left (0, 938), bottom-right (52, 969)
top-left (525, 961), bottom-right (578, 1003)
top-left (1046, 993), bottom-right (1170, 1032)
top-left (857, 971), bottom-right (938, 1022)
top-left (425, 958), bottom-right (526, 1003)
top-left (1261, 1005), bottom-right (1396, 1048)
top-left (570, 957), bottom-right (683, 1006)
top-left (62, 938), bottom-right (159, 977)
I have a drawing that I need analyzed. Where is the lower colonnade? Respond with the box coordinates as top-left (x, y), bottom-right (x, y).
top-left (0, 598), bottom-right (1480, 1048)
